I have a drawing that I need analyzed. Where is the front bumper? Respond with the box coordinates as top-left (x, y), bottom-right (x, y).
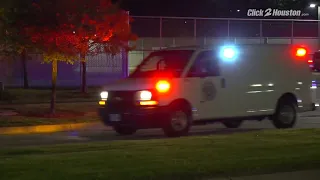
top-left (98, 105), bottom-right (169, 129)
top-left (298, 103), bottom-right (318, 112)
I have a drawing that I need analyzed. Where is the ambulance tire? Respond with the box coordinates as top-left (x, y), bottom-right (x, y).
top-left (113, 126), bottom-right (137, 136)
top-left (272, 97), bottom-right (297, 129)
top-left (223, 120), bottom-right (243, 129)
top-left (163, 102), bottom-right (192, 137)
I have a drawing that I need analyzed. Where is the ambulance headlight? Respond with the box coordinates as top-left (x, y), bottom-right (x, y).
top-left (100, 91), bottom-right (108, 99)
top-left (137, 90), bottom-right (152, 101)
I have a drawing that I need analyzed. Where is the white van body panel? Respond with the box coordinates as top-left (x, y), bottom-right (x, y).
top-left (220, 45), bottom-right (313, 117)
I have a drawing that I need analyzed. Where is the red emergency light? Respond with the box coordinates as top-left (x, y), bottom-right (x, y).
top-left (296, 47), bottom-right (307, 57)
top-left (155, 80), bottom-right (170, 93)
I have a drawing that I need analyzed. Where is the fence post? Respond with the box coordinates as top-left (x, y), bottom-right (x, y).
top-left (227, 20), bottom-right (230, 39)
top-left (79, 60), bottom-right (82, 89)
top-left (123, 10), bottom-right (130, 78)
top-left (194, 18), bottom-right (197, 44)
top-left (141, 39), bottom-right (144, 58)
top-left (318, 6), bottom-right (320, 49)
top-left (159, 17), bottom-right (163, 49)
top-left (0, 82), bottom-right (3, 100)
top-left (291, 20), bottom-right (294, 44)
top-left (259, 20), bottom-right (263, 44)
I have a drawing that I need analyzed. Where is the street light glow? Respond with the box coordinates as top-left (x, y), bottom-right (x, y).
top-left (310, 3), bottom-right (316, 8)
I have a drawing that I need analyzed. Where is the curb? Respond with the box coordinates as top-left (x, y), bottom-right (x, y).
top-left (0, 122), bottom-right (99, 135)
top-left (0, 100), bottom-right (96, 105)
top-left (300, 115), bottom-right (320, 118)
top-left (0, 101), bottom-right (96, 107)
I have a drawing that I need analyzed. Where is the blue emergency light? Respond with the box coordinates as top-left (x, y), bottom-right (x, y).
top-left (219, 46), bottom-right (238, 61)
top-left (223, 47), bottom-right (235, 58)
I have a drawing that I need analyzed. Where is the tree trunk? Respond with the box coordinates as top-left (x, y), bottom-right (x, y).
top-left (50, 60), bottom-right (58, 115)
top-left (80, 54), bottom-right (87, 93)
top-left (21, 49), bottom-right (29, 89)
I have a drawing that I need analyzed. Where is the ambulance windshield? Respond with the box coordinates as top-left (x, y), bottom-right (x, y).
top-left (129, 50), bottom-right (194, 78)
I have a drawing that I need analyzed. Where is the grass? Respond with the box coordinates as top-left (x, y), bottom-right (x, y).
top-left (0, 102), bottom-right (99, 127)
top-left (1, 129), bottom-right (320, 180)
top-left (0, 88), bottom-right (101, 104)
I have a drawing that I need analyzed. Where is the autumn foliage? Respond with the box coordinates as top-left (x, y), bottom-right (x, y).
top-left (23, 0), bottom-right (137, 63)
top-left (0, 0), bottom-right (137, 113)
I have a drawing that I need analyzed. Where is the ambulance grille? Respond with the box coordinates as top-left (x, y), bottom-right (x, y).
top-left (106, 91), bottom-right (136, 111)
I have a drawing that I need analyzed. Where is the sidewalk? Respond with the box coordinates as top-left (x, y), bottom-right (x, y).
top-left (211, 169), bottom-right (320, 180)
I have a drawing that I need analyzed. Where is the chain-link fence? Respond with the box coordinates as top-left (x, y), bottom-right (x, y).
top-left (130, 16), bottom-right (320, 51)
top-left (0, 51), bottom-right (127, 88)
top-left (131, 16), bottom-right (319, 39)
top-left (127, 16), bottom-right (320, 73)
top-left (2, 16), bottom-right (320, 87)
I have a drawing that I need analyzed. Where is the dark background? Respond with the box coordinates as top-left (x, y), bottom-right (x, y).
top-left (120, 0), bottom-right (320, 18)
top-left (116, 0), bottom-right (320, 37)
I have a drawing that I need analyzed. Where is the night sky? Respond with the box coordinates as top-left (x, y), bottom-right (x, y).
top-left (120, 0), bottom-right (319, 18)
top-left (120, 0), bottom-right (251, 17)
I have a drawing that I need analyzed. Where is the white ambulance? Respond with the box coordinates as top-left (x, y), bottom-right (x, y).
top-left (98, 44), bottom-right (314, 137)
top-left (309, 51), bottom-right (320, 108)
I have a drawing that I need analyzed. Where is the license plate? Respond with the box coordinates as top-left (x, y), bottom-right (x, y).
top-left (109, 114), bottom-right (121, 122)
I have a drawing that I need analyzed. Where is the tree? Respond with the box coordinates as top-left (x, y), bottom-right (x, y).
top-left (1, 0), bottom-right (137, 114)
top-left (28, 0), bottom-right (137, 93)
top-left (61, 0), bottom-right (137, 93)
top-left (0, 1), bottom-right (43, 89)
top-left (23, 25), bottom-right (79, 114)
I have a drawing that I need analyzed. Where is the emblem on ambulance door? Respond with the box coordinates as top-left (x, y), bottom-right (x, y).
top-left (202, 81), bottom-right (216, 101)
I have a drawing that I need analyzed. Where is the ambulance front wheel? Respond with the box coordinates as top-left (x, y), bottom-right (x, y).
top-left (163, 102), bottom-right (192, 137)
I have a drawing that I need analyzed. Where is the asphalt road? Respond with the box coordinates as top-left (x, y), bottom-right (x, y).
top-left (1, 112), bottom-right (320, 147)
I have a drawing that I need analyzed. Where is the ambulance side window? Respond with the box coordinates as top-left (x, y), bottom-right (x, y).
top-left (313, 52), bottom-right (320, 72)
top-left (187, 51), bottom-right (220, 77)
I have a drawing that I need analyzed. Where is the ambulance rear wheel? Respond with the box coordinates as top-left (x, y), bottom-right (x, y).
top-left (163, 103), bottom-right (192, 137)
top-left (113, 126), bottom-right (137, 135)
top-left (223, 120), bottom-right (243, 129)
top-left (272, 98), bottom-right (297, 129)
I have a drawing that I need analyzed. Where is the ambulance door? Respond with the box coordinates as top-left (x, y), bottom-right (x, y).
top-left (185, 50), bottom-right (227, 120)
